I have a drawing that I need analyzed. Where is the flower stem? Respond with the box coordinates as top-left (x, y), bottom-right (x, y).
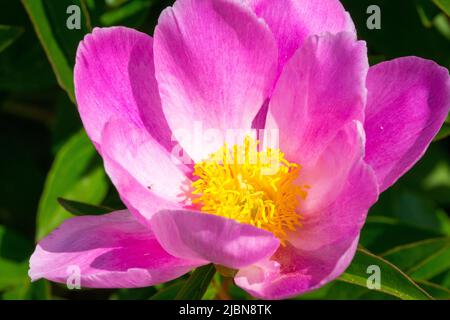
top-left (175, 264), bottom-right (216, 300)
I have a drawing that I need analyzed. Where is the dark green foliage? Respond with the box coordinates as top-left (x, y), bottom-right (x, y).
top-left (0, 0), bottom-right (449, 300)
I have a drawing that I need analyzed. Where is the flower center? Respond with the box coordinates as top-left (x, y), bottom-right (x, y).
top-left (190, 136), bottom-right (307, 244)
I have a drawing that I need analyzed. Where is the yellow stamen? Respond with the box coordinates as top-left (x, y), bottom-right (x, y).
top-left (189, 136), bottom-right (307, 245)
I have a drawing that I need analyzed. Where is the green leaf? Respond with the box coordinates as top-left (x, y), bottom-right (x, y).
top-left (0, 225), bottom-right (43, 298)
top-left (416, 280), bottom-right (450, 299)
top-left (58, 197), bottom-right (113, 216)
top-left (0, 1), bottom-right (56, 90)
top-left (100, 0), bottom-right (152, 27)
top-left (367, 175), bottom-right (450, 239)
top-left (434, 270), bottom-right (450, 288)
top-left (435, 12), bottom-right (450, 40)
top-left (409, 248), bottom-right (450, 281)
top-left (381, 238), bottom-right (450, 281)
top-left (338, 248), bottom-right (432, 300)
top-left (22, 0), bottom-right (91, 102)
top-left (28, 280), bottom-right (51, 300)
top-left (201, 273), bottom-right (221, 300)
top-left (226, 280), bottom-right (252, 300)
top-left (36, 130), bottom-right (108, 240)
top-left (421, 161), bottom-right (450, 208)
top-left (51, 93), bottom-right (82, 154)
top-left (0, 25), bottom-right (23, 53)
top-left (4, 279), bottom-right (52, 300)
top-left (391, 190), bottom-right (450, 234)
top-left (360, 216), bottom-right (440, 254)
top-left (341, 0), bottom-right (450, 68)
top-left (320, 281), bottom-right (396, 300)
top-left (0, 32), bottom-right (56, 91)
top-left (396, 144), bottom-right (450, 208)
top-left (432, 0), bottom-right (450, 16)
top-left (416, 0), bottom-right (440, 28)
top-left (381, 238), bottom-right (448, 269)
top-left (150, 281), bottom-right (186, 300)
top-left (0, 225), bottom-right (33, 262)
top-left (0, 259), bottom-right (28, 291)
top-left (0, 272), bottom-right (51, 300)
top-left (434, 123), bottom-right (450, 141)
top-left (175, 265), bottom-right (216, 300)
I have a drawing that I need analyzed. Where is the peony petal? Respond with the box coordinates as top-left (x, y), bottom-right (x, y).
top-left (289, 151), bottom-right (378, 251)
top-left (153, 0), bottom-right (278, 162)
top-left (100, 119), bottom-right (190, 223)
top-left (29, 210), bottom-right (202, 288)
top-left (364, 57), bottom-right (450, 192)
top-left (245, 0), bottom-right (355, 74)
top-left (150, 210), bottom-right (280, 269)
top-left (266, 32), bottom-right (368, 166)
top-left (235, 235), bottom-right (359, 299)
top-left (234, 125), bottom-right (378, 299)
top-left (235, 154), bottom-right (378, 299)
top-left (75, 26), bottom-right (173, 151)
top-left (101, 153), bottom-right (179, 227)
top-left (295, 121), bottom-right (367, 218)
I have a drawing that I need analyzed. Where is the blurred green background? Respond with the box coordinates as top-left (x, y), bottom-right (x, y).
top-left (0, 0), bottom-right (449, 300)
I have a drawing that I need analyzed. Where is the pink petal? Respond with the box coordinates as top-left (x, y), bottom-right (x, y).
top-left (235, 122), bottom-right (379, 298)
top-left (289, 148), bottom-right (379, 251)
top-left (245, 0), bottom-right (355, 74)
top-left (153, 0), bottom-right (278, 162)
top-left (364, 57), bottom-right (450, 192)
top-left (29, 210), bottom-right (202, 288)
top-left (150, 210), bottom-right (280, 269)
top-left (294, 122), bottom-right (368, 221)
top-left (75, 27), bottom-right (173, 151)
top-left (235, 155), bottom-right (377, 299)
top-left (235, 236), bottom-right (359, 299)
top-left (266, 32), bottom-right (368, 166)
top-left (100, 119), bottom-right (190, 223)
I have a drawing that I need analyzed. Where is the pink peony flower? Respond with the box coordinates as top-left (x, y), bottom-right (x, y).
top-left (29, 0), bottom-right (450, 299)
